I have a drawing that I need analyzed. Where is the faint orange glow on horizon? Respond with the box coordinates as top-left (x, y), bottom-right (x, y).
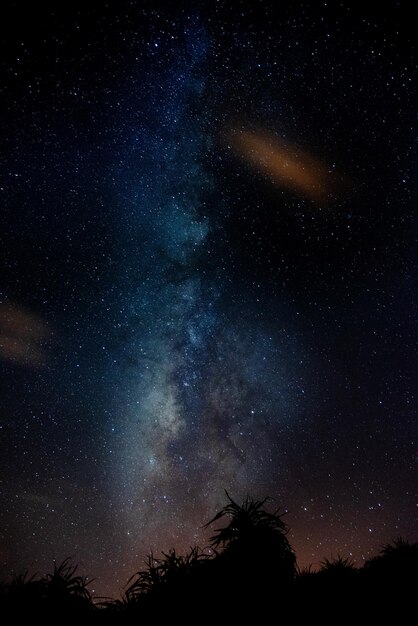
top-left (228, 129), bottom-right (338, 202)
top-left (0, 301), bottom-right (51, 367)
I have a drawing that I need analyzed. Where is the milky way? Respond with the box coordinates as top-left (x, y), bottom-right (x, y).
top-left (0, 2), bottom-right (416, 596)
top-left (106, 22), bottom-right (303, 564)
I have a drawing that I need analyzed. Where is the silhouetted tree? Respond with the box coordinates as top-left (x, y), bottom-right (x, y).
top-left (205, 492), bottom-right (296, 605)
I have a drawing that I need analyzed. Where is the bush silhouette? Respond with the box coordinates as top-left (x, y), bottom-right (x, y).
top-left (203, 493), bottom-right (296, 605)
top-left (113, 546), bottom-right (211, 613)
top-left (0, 558), bottom-right (94, 618)
top-left (1, 495), bottom-right (416, 619)
top-left (363, 537), bottom-right (418, 588)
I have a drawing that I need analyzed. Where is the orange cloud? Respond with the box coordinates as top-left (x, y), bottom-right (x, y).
top-left (228, 129), bottom-right (337, 202)
top-left (0, 301), bottom-right (51, 367)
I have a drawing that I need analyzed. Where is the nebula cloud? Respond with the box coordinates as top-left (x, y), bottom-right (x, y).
top-left (0, 301), bottom-right (51, 367)
top-left (228, 129), bottom-right (338, 202)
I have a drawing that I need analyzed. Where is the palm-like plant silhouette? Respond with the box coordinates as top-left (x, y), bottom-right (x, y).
top-left (3, 495), bottom-right (415, 617)
top-left (205, 492), bottom-right (296, 590)
top-left (364, 537), bottom-right (418, 584)
top-left (124, 546), bottom-right (209, 602)
top-left (45, 558), bottom-right (93, 607)
top-left (0, 558), bottom-right (94, 617)
top-left (206, 493), bottom-right (288, 546)
top-left (103, 546), bottom-right (211, 614)
top-left (2, 570), bottom-right (44, 608)
top-left (319, 555), bottom-right (357, 576)
top-left (317, 555), bottom-right (358, 593)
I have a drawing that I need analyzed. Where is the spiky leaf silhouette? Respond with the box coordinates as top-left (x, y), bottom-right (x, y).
top-left (46, 557), bottom-right (92, 601)
top-left (320, 555), bottom-right (356, 573)
top-left (205, 492), bottom-right (296, 587)
top-left (205, 492), bottom-right (288, 548)
top-left (364, 537), bottom-right (418, 582)
top-left (0, 559), bottom-right (94, 616)
top-left (122, 546), bottom-right (210, 605)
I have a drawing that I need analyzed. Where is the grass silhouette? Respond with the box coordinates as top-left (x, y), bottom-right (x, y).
top-left (1, 494), bottom-right (416, 620)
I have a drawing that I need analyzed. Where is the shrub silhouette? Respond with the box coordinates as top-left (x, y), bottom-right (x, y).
top-left (43, 558), bottom-right (94, 613)
top-left (1, 496), bottom-right (416, 619)
top-left (106, 493), bottom-right (296, 615)
top-left (319, 555), bottom-right (357, 580)
top-left (363, 537), bottom-right (418, 588)
top-left (0, 558), bottom-right (94, 618)
top-left (319, 555), bottom-right (359, 600)
top-left (1, 571), bottom-right (44, 610)
top-left (124, 546), bottom-right (210, 609)
top-left (295, 554), bottom-right (359, 611)
top-left (204, 492), bottom-right (296, 605)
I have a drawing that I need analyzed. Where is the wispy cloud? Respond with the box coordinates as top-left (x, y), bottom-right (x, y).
top-left (0, 300), bottom-right (52, 367)
top-left (228, 128), bottom-right (340, 202)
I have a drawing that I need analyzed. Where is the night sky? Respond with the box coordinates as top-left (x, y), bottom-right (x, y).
top-left (0, 1), bottom-right (416, 597)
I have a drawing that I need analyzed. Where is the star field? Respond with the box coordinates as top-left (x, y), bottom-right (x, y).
top-left (0, 1), bottom-right (416, 597)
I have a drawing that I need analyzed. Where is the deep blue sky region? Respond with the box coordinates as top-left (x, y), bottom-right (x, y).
top-left (0, 1), bottom-right (416, 597)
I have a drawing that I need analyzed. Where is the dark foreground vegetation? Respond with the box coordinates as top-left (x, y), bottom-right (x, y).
top-left (1, 494), bottom-right (417, 621)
